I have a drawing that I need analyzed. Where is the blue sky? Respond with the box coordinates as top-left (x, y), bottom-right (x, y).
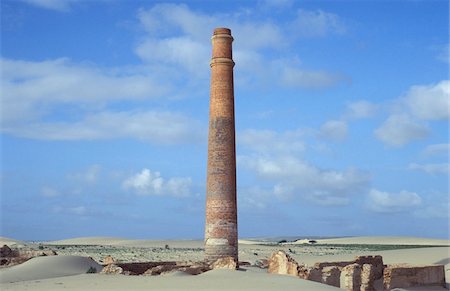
top-left (1, 0), bottom-right (448, 241)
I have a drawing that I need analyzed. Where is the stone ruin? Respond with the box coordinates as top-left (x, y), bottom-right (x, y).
top-left (267, 250), bottom-right (446, 290)
top-left (0, 244), bottom-right (57, 267)
top-left (100, 255), bottom-right (238, 276)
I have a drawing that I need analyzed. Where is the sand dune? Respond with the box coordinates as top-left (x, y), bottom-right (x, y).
top-left (45, 236), bottom-right (450, 247)
top-left (0, 237), bottom-right (26, 247)
top-left (305, 236), bottom-right (450, 246)
top-left (0, 268), bottom-right (341, 290)
top-left (0, 255), bottom-right (102, 283)
top-left (46, 236), bottom-right (129, 245)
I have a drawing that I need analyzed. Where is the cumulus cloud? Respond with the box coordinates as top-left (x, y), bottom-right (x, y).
top-left (239, 125), bottom-right (369, 205)
top-left (1, 58), bottom-right (203, 143)
top-left (319, 120), bottom-right (348, 142)
top-left (292, 9), bottom-right (346, 37)
top-left (123, 168), bottom-right (192, 197)
top-left (346, 100), bottom-right (378, 119)
top-left (374, 114), bottom-right (429, 147)
top-left (135, 4), bottom-right (345, 89)
top-left (408, 163), bottom-right (449, 175)
top-left (135, 36), bottom-right (209, 76)
top-left (404, 80), bottom-right (449, 120)
top-left (240, 156), bottom-right (370, 206)
top-left (367, 189), bottom-right (422, 213)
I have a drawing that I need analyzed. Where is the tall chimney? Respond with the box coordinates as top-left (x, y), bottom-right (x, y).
top-left (204, 27), bottom-right (238, 263)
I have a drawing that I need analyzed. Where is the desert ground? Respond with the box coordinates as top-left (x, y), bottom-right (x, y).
top-left (0, 236), bottom-right (449, 290)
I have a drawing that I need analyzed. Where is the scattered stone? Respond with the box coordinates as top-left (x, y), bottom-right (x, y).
top-left (340, 263), bottom-right (362, 291)
top-left (103, 255), bottom-right (115, 265)
top-left (184, 264), bottom-right (210, 275)
top-left (254, 259), bottom-right (268, 269)
top-left (144, 265), bottom-right (182, 276)
top-left (383, 264), bottom-right (445, 289)
top-left (101, 264), bottom-right (124, 274)
top-left (267, 250), bottom-right (299, 276)
top-left (210, 256), bottom-right (237, 270)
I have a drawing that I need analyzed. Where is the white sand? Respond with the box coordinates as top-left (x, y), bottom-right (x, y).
top-left (0, 255), bottom-right (102, 283)
top-left (1, 236), bottom-right (449, 290)
top-left (0, 267), bottom-right (341, 290)
top-left (302, 236), bottom-right (450, 246)
top-left (46, 237), bottom-right (129, 245)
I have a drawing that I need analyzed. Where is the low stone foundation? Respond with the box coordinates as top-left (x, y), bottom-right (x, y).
top-left (266, 250), bottom-right (446, 291)
top-left (383, 264), bottom-right (445, 289)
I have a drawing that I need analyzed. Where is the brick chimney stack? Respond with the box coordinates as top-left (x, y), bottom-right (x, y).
top-left (204, 27), bottom-right (238, 263)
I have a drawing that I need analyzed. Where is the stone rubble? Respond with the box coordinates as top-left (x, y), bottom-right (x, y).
top-left (265, 250), bottom-right (445, 291)
top-left (267, 250), bottom-right (300, 276)
top-left (210, 256), bottom-right (237, 270)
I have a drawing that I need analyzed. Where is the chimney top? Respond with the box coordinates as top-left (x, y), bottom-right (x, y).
top-left (213, 27), bottom-right (231, 35)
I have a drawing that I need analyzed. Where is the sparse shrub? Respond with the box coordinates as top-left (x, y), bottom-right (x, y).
top-left (38, 245), bottom-right (44, 250)
top-left (86, 267), bottom-right (97, 274)
top-left (165, 244), bottom-right (170, 250)
top-left (308, 240), bottom-right (317, 244)
top-left (278, 240), bottom-right (287, 244)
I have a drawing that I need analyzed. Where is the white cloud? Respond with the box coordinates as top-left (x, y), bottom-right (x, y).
top-left (21, 0), bottom-right (79, 11)
top-left (404, 80), bottom-right (449, 120)
top-left (367, 189), bottom-right (422, 213)
top-left (319, 120), bottom-right (348, 142)
top-left (240, 156), bottom-right (369, 205)
top-left (41, 186), bottom-right (60, 197)
top-left (135, 37), bottom-right (209, 76)
top-left (239, 129), bottom-right (306, 154)
top-left (374, 114), bottom-right (429, 147)
top-left (346, 100), bottom-right (378, 119)
top-left (123, 168), bottom-right (192, 197)
top-left (292, 9), bottom-right (346, 37)
top-left (409, 163), bottom-right (449, 175)
top-left (1, 58), bottom-right (170, 124)
top-left (423, 143), bottom-right (449, 157)
top-left (2, 110), bottom-right (204, 144)
top-left (135, 4), bottom-right (342, 90)
top-left (280, 67), bottom-right (346, 88)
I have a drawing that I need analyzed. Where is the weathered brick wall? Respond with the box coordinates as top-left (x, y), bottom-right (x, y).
top-left (205, 27), bottom-right (238, 263)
